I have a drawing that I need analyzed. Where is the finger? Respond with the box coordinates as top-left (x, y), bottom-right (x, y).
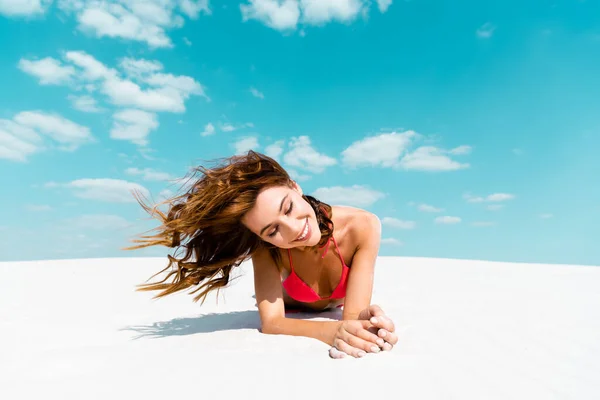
top-left (382, 342), bottom-right (393, 351)
top-left (354, 324), bottom-right (385, 347)
top-left (369, 304), bottom-right (385, 317)
top-left (370, 314), bottom-right (395, 332)
top-left (378, 328), bottom-right (399, 346)
top-left (328, 346), bottom-right (346, 359)
top-left (344, 331), bottom-right (381, 354)
top-left (334, 338), bottom-right (367, 358)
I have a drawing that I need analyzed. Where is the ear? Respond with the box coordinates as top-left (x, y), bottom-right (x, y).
top-left (291, 180), bottom-right (303, 195)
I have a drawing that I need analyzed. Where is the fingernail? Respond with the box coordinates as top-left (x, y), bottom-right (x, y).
top-left (371, 346), bottom-right (380, 353)
top-left (376, 338), bottom-right (384, 346)
top-left (358, 351), bottom-right (366, 357)
top-left (371, 317), bottom-right (378, 324)
top-left (380, 330), bottom-right (387, 337)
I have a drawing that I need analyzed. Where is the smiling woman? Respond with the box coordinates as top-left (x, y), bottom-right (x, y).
top-left (125, 150), bottom-right (398, 359)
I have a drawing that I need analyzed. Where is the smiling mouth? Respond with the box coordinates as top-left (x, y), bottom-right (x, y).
top-left (293, 218), bottom-right (310, 242)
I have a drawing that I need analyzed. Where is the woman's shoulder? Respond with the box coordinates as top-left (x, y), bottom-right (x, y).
top-left (331, 205), bottom-right (381, 244)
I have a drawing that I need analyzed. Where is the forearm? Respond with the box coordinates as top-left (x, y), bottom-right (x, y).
top-left (261, 317), bottom-right (343, 346)
top-left (342, 308), bottom-right (362, 320)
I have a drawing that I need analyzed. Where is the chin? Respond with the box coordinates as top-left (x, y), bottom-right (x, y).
top-left (308, 217), bottom-right (322, 246)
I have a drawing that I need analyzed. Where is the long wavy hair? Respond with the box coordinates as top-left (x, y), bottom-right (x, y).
top-left (125, 150), bottom-right (333, 304)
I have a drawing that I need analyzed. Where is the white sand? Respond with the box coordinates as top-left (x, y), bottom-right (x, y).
top-left (1, 256), bottom-right (599, 399)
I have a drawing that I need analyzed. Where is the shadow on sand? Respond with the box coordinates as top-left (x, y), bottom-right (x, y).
top-left (123, 308), bottom-right (343, 340)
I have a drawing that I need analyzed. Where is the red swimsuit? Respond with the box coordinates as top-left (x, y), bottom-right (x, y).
top-left (282, 235), bottom-right (350, 303)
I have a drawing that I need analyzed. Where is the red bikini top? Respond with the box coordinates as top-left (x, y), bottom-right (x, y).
top-left (282, 235), bottom-right (350, 303)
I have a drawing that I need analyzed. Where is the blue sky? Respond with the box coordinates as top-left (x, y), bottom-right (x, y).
top-left (0, 0), bottom-right (598, 265)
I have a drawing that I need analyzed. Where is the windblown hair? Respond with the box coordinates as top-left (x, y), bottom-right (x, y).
top-left (125, 150), bottom-right (333, 304)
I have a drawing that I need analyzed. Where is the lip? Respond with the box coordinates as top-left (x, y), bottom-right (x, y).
top-left (292, 218), bottom-right (311, 243)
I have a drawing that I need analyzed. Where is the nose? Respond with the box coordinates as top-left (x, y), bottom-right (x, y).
top-left (280, 218), bottom-right (304, 242)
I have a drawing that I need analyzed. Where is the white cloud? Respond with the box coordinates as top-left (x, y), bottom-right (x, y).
top-left (120, 58), bottom-right (164, 78)
top-left (341, 131), bottom-right (416, 168)
top-left (376, 0), bottom-right (392, 13)
top-left (64, 50), bottom-right (115, 80)
top-left (24, 204), bottom-right (52, 212)
top-left (67, 214), bottom-right (133, 230)
top-left (512, 148), bottom-right (524, 155)
top-left (234, 136), bottom-right (260, 154)
top-left (381, 237), bottom-right (402, 246)
top-left (300, 0), bottom-right (366, 25)
top-left (0, 0), bottom-right (51, 17)
top-left (341, 130), bottom-right (471, 172)
top-left (158, 188), bottom-right (175, 202)
top-left (125, 167), bottom-right (172, 181)
top-left (265, 140), bottom-right (285, 161)
top-left (0, 119), bottom-right (43, 162)
top-left (200, 122), bottom-right (215, 137)
top-left (435, 216), bottom-right (461, 224)
top-left (399, 146), bottom-right (470, 171)
top-left (463, 194), bottom-right (484, 203)
top-left (53, 178), bottom-right (150, 203)
top-left (283, 135), bottom-right (337, 173)
top-left (250, 86), bottom-right (264, 99)
top-left (240, 0), bottom-right (390, 32)
top-left (68, 94), bottom-right (104, 113)
top-left (312, 185), bottom-right (384, 207)
top-left (0, 111), bottom-right (94, 162)
top-left (17, 57), bottom-right (75, 85)
top-left (102, 72), bottom-right (206, 113)
top-left (21, 51), bottom-right (207, 114)
top-left (487, 204), bottom-right (504, 211)
top-left (218, 121), bottom-right (253, 132)
top-left (110, 109), bottom-right (159, 146)
top-left (486, 193), bottom-right (515, 202)
top-left (472, 221), bottom-right (495, 227)
top-left (287, 168), bottom-right (311, 182)
top-left (477, 22), bottom-right (496, 38)
top-left (179, 0), bottom-right (210, 18)
top-left (57, 0), bottom-right (211, 48)
top-left (418, 203), bottom-right (442, 213)
top-left (220, 123), bottom-right (236, 132)
top-left (448, 145), bottom-right (472, 155)
top-left (240, 0), bottom-right (301, 31)
top-left (464, 192), bottom-right (516, 203)
top-left (381, 217), bottom-right (416, 230)
top-left (540, 213), bottom-right (553, 219)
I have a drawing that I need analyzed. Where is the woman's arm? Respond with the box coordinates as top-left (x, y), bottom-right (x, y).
top-left (251, 246), bottom-right (341, 344)
top-left (251, 247), bottom-right (381, 353)
top-left (341, 212), bottom-right (382, 320)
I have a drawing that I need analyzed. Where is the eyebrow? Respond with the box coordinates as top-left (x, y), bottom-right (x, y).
top-left (259, 194), bottom-right (289, 236)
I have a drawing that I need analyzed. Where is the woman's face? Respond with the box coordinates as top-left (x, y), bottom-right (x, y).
top-left (241, 182), bottom-right (321, 249)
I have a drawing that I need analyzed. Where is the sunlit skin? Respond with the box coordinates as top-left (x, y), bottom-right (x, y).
top-left (242, 181), bottom-right (399, 359)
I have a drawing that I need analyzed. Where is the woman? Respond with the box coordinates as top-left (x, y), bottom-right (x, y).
top-left (126, 151), bottom-right (398, 359)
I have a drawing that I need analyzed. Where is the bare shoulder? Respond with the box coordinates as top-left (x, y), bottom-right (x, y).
top-left (332, 206), bottom-right (381, 248)
top-left (251, 245), bottom-right (278, 271)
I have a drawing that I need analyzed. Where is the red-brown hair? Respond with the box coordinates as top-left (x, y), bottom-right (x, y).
top-left (125, 150), bottom-right (333, 304)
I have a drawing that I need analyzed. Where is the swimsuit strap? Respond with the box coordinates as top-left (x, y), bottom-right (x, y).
top-left (320, 237), bottom-right (331, 259)
top-left (330, 235), bottom-right (346, 266)
top-left (320, 235), bottom-right (346, 265)
top-left (287, 248), bottom-right (295, 272)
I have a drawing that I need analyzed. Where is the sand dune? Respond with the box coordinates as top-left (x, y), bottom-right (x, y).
top-left (1, 256), bottom-right (599, 399)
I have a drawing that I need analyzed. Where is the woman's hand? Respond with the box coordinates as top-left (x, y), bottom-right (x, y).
top-left (358, 304), bottom-right (398, 351)
top-left (328, 320), bottom-right (386, 359)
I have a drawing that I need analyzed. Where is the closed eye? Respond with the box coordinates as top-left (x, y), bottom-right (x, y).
top-left (267, 201), bottom-right (294, 237)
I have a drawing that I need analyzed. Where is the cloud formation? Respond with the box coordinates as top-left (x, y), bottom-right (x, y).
top-left (0, 111), bottom-right (94, 162)
top-left (240, 0), bottom-right (392, 32)
top-left (341, 130), bottom-right (471, 172)
top-left (312, 185), bottom-right (385, 207)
